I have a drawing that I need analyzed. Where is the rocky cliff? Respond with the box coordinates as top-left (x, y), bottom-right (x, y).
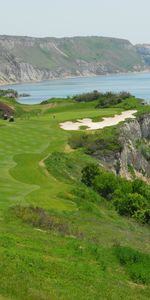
top-left (102, 114), bottom-right (150, 181)
top-left (0, 35), bottom-right (146, 85)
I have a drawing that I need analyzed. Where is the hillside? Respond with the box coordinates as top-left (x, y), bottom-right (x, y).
top-left (136, 44), bottom-right (150, 66)
top-left (1, 92), bottom-right (150, 299)
top-left (0, 35), bottom-right (146, 84)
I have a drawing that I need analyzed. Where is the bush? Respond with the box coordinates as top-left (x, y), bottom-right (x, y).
top-left (81, 162), bottom-right (150, 223)
top-left (14, 206), bottom-right (70, 235)
top-left (132, 179), bottom-right (150, 201)
top-left (129, 262), bottom-right (150, 284)
top-left (69, 133), bottom-right (89, 149)
top-left (140, 144), bottom-right (150, 161)
top-left (94, 172), bottom-right (118, 199)
top-left (81, 163), bottom-right (101, 187)
top-left (113, 193), bottom-right (148, 218)
top-left (114, 246), bottom-right (150, 284)
top-left (113, 178), bottom-right (133, 195)
top-left (74, 90), bottom-right (101, 102)
top-left (96, 91), bottom-right (132, 108)
top-left (69, 126), bottom-right (122, 158)
top-left (114, 246), bottom-right (144, 265)
top-left (73, 90), bottom-right (132, 105)
top-left (0, 89), bottom-right (18, 98)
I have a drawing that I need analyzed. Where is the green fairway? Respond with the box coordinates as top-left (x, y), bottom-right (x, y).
top-left (0, 97), bottom-right (150, 300)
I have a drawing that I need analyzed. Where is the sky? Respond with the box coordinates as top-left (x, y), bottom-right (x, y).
top-left (0, 0), bottom-right (150, 44)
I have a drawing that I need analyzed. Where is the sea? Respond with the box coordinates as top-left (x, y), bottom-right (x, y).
top-left (2, 72), bottom-right (150, 105)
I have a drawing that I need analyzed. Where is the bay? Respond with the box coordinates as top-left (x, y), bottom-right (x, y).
top-left (2, 72), bottom-right (150, 104)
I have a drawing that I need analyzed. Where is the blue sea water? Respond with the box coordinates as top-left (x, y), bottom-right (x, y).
top-left (2, 72), bottom-right (150, 104)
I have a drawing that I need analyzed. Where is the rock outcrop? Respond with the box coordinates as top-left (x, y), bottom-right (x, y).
top-left (97, 114), bottom-right (150, 180)
top-left (118, 115), bottom-right (150, 178)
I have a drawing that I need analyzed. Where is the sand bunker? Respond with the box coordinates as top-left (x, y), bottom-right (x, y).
top-left (60, 110), bottom-right (137, 131)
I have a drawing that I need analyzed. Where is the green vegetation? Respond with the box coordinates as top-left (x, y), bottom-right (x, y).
top-left (74, 90), bottom-right (133, 107)
top-left (74, 90), bottom-right (101, 102)
top-left (114, 246), bottom-right (150, 284)
top-left (45, 151), bottom-right (94, 183)
top-left (81, 163), bottom-right (150, 224)
top-left (0, 36), bottom-right (143, 73)
top-left (69, 126), bottom-right (122, 159)
top-left (96, 91), bottom-right (132, 108)
top-left (138, 142), bottom-right (150, 162)
top-left (0, 93), bottom-right (150, 299)
top-left (73, 91), bottom-right (150, 115)
top-left (0, 89), bottom-right (18, 98)
top-left (14, 206), bottom-right (73, 235)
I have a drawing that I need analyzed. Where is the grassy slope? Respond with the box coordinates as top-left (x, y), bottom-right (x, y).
top-left (58, 37), bottom-right (142, 69)
top-left (4, 36), bottom-right (143, 71)
top-left (0, 98), bottom-right (150, 299)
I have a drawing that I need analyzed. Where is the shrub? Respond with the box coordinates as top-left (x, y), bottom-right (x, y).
top-left (74, 90), bottom-right (101, 102)
top-left (94, 172), bottom-right (118, 199)
top-left (114, 246), bottom-right (150, 284)
top-left (96, 91), bottom-right (132, 108)
top-left (73, 90), bottom-right (132, 105)
top-left (119, 91), bottom-right (132, 99)
top-left (0, 89), bottom-right (18, 98)
top-left (69, 126), bottom-right (122, 158)
top-left (114, 178), bottom-right (133, 195)
top-left (113, 193), bottom-right (148, 221)
top-left (81, 163), bottom-right (101, 187)
top-left (140, 144), bottom-right (150, 161)
top-left (114, 246), bottom-right (144, 265)
top-left (132, 179), bottom-right (150, 201)
top-left (81, 161), bottom-right (150, 223)
top-left (14, 206), bottom-right (70, 235)
top-left (69, 133), bottom-right (88, 149)
top-left (129, 262), bottom-right (150, 284)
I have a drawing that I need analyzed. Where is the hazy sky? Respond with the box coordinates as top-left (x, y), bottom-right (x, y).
top-left (1, 0), bottom-right (150, 44)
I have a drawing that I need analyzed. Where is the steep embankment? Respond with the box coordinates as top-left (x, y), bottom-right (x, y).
top-left (90, 113), bottom-right (150, 180)
top-left (0, 35), bottom-right (145, 84)
top-left (119, 114), bottom-right (150, 179)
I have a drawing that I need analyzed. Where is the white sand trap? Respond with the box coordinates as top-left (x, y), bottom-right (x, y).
top-left (60, 110), bottom-right (137, 131)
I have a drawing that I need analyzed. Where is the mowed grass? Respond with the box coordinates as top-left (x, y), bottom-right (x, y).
top-left (0, 99), bottom-right (150, 300)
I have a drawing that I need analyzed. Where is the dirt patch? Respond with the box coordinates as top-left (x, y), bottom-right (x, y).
top-left (0, 102), bottom-right (14, 117)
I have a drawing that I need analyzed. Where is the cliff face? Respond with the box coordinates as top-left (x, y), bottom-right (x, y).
top-left (0, 35), bottom-right (145, 84)
top-left (0, 48), bottom-right (72, 84)
top-left (119, 115), bottom-right (150, 178)
top-left (0, 56), bottom-right (72, 85)
top-left (98, 114), bottom-right (150, 180)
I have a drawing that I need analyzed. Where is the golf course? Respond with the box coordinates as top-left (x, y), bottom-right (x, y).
top-left (1, 92), bottom-right (150, 300)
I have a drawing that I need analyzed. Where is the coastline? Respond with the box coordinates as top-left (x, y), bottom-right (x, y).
top-left (1, 69), bottom-right (150, 87)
